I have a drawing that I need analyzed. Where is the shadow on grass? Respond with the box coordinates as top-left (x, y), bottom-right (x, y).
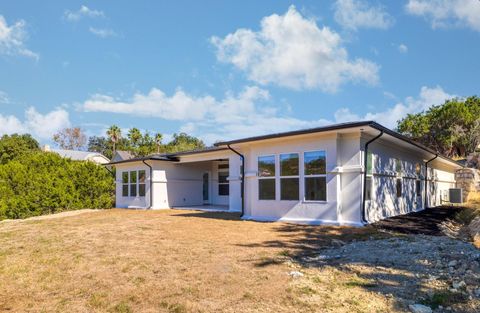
top-left (234, 207), bottom-right (474, 312)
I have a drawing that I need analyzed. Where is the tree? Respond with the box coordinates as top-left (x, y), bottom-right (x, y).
top-left (88, 136), bottom-right (112, 159)
top-left (0, 134), bottom-right (40, 164)
top-left (127, 128), bottom-right (142, 147)
top-left (52, 127), bottom-right (86, 150)
top-left (397, 96), bottom-right (480, 158)
top-left (155, 133), bottom-right (163, 153)
top-left (165, 133), bottom-right (205, 153)
top-left (106, 125), bottom-right (122, 156)
top-left (0, 151), bottom-right (114, 220)
top-left (136, 132), bottom-right (156, 156)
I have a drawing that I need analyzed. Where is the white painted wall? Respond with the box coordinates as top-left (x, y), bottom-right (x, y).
top-left (240, 133), bottom-right (343, 224)
top-left (115, 162), bottom-right (150, 209)
top-left (114, 130), bottom-right (457, 225)
top-left (364, 136), bottom-right (456, 222)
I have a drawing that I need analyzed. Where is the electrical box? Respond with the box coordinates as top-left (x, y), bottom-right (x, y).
top-left (448, 188), bottom-right (463, 204)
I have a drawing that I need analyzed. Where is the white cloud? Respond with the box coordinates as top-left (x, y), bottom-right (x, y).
top-left (398, 43), bottom-right (408, 53)
top-left (211, 5), bottom-right (379, 92)
top-left (406, 0), bottom-right (480, 31)
top-left (0, 15), bottom-right (39, 60)
top-left (333, 0), bottom-right (394, 30)
top-left (80, 85), bottom-right (331, 144)
top-left (82, 88), bottom-right (217, 120)
top-left (0, 107), bottom-right (71, 140)
top-left (334, 86), bottom-right (456, 128)
top-left (64, 5), bottom-right (105, 22)
top-left (89, 27), bottom-right (117, 38)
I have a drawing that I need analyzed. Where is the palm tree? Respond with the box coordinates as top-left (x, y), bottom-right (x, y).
top-left (128, 128), bottom-right (142, 147)
top-left (155, 133), bottom-right (163, 154)
top-left (107, 125), bottom-right (121, 155)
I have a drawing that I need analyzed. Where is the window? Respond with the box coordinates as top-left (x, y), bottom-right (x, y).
top-left (365, 176), bottom-right (373, 201)
top-left (415, 163), bottom-right (421, 177)
top-left (415, 179), bottom-right (421, 198)
top-left (122, 170), bottom-right (146, 197)
top-left (366, 151), bottom-right (373, 175)
top-left (218, 163), bottom-right (229, 196)
top-left (138, 170), bottom-right (146, 197)
top-left (130, 171), bottom-right (137, 197)
top-left (395, 159), bottom-right (402, 175)
top-left (304, 151), bottom-right (327, 201)
top-left (122, 172), bottom-right (129, 197)
top-left (258, 155), bottom-right (275, 200)
top-left (280, 153), bottom-right (299, 200)
top-left (396, 178), bottom-right (402, 198)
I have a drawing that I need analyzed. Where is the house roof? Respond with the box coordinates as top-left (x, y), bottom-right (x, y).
top-left (106, 121), bottom-right (462, 168)
top-left (214, 120), bottom-right (462, 168)
top-left (113, 150), bottom-right (135, 161)
top-left (50, 149), bottom-right (109, 162)
top-left (106, 146), bottom-right (228, 165)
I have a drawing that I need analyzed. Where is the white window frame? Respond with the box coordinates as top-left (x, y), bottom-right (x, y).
top-left (279, 152), bottom-right (300, 201)
top-left (303, 150), bottom-right (327, 203)
top-left (257, 155), bottom-right (276, 201)
top-left (218, 162), bottom-right (229, 196)
top-left (122, 170), bottom-right (146, 198)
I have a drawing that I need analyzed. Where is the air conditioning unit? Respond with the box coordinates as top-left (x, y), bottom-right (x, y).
top-left (448, 188), bottom-right (463, 204)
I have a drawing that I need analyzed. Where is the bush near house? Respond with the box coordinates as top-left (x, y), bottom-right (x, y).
top-left (0, 134), bottom-right (114, 220)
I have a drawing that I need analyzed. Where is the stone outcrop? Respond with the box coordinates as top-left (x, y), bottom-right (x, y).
top-left (455, 168), bottom-right (480, 200)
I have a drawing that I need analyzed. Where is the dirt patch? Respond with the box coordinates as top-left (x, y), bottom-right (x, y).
top-left (0, 209), bottom-right (478, 312)
top-left (0, 209), bottom-right (392, 313)
top-left (297, 235), bottom-right (480, 312)
top-left (373, 207), bottom-right (463, 236)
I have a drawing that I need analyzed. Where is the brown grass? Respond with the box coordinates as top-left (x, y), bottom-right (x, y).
top-left (0, 209), bottom-right (397, 312)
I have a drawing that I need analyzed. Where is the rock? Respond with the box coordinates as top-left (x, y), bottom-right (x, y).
top-left (475, 288), bottom-right (480, 297)
top-left (448, 260), bottom-right (458, 267)
top-left (409, 304), bottom-right (432, 313)
top-left (331, 239), bottom-right (346, 247)
top-left (288, 271), bottom-right (304, 278)
top-left (452, 280), bottom-right (466, 290)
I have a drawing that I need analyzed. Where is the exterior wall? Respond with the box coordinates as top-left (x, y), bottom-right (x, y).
top-left (115, 161), bottom-right (150, 209)
top-left (365, 137), bottom-right (456, 222)
top-left (113, 131), bottom-right (458, 225)
top-left (241, 133), bottom-right (345, 224)
top-left (115, 156), bottom-right (239, 210)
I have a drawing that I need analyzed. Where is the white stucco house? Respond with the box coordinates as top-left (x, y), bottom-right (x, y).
top-left (108, 121), bottom-right (462, 226)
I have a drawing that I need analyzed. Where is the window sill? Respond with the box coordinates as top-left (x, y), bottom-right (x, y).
top-left (302, 200), bottom-right (328, 204)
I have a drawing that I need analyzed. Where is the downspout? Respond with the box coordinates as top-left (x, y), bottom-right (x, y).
top-left (361, 130), bottom-right (384, 224)
top-left (227, 145), bottom-right (245, 217)
top-left (424, 154), bottom-right (438, 209)
top-left (142, 159), bottom-right (153, 209)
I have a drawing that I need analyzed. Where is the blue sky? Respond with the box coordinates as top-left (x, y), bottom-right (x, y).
top-left (0, 0), bottom-right (479, 146)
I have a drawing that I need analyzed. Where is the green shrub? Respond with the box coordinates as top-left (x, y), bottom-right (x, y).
top-left (0, 152), bottom-right (114, 220)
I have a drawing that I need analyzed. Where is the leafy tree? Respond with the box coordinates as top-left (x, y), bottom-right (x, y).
top-left (0, 134), bottom-right (40, 164)
top-left (397, 96), bottom-right (480, 158)
top-left (135, 132), bottom-right (157, 157)
top-left (127, 128), bottom-right (142, 147)
top-left (106, 125), bottom-right (122, 155)
top-left (0, 151), bottom-right (114, 220)
top-left (165, 133), bottom-right (205, 153)
top-left (52, 127), bottom-right (86, 150)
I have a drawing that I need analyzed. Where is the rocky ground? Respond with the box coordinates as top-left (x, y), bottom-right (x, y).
top-left (290, 234), bottom-right (480, 312)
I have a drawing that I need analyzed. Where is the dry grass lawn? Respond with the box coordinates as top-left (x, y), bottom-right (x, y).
top-left (1, 209), bottom-right (400, 312)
